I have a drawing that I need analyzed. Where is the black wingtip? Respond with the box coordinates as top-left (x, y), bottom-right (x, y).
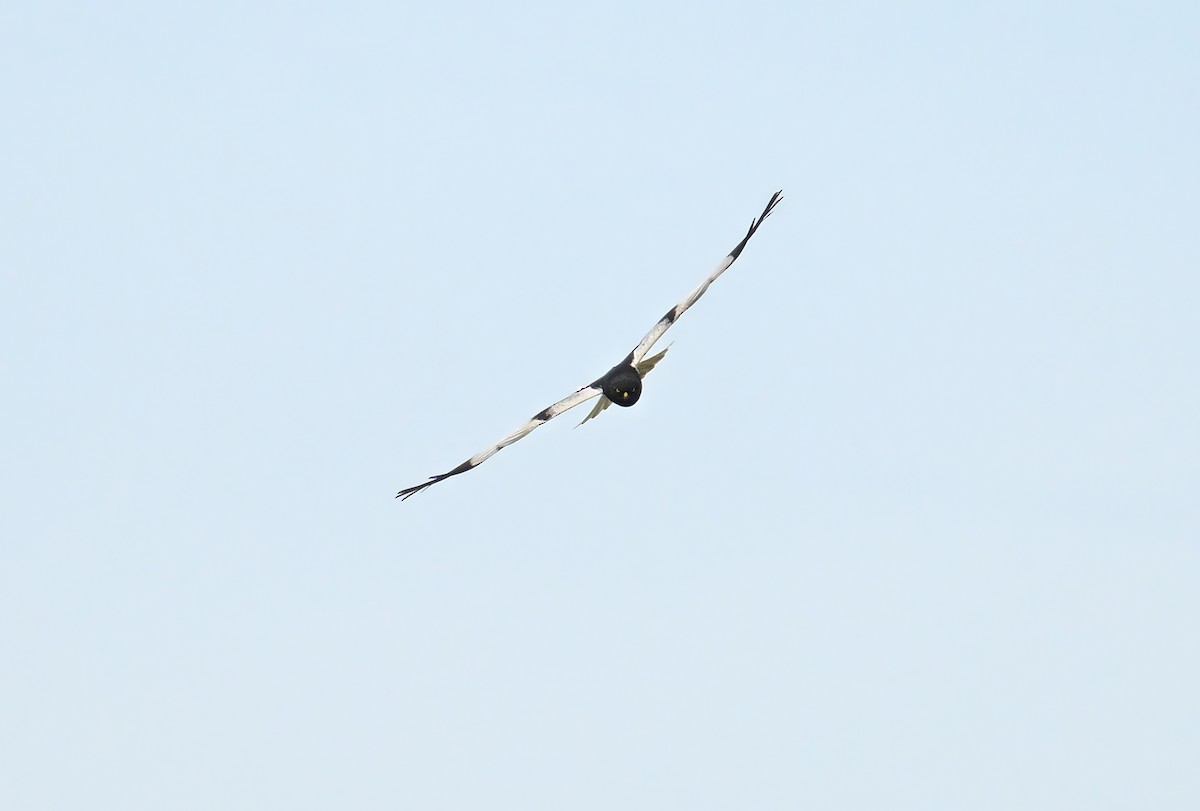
top-left (748, 189), bottom-right (783, 233)
top-left (729, 190), bottom-right (784, 261)
top-left (396, 479), bottom-right (435, 500)
top-left (395, 458), bottom-right (477, 501)
top-left (756, 190), bottom-right (784, 227)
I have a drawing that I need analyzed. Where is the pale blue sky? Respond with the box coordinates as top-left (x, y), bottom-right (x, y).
top-left (2, 1), bottom-right (1198, 808)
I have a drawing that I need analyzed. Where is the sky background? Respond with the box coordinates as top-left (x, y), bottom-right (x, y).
top-left (2, 1), bottom-right (1198, 808)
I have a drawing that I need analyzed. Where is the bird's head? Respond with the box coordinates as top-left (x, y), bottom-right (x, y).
top-left (601, 364), bottom-right (642, 407)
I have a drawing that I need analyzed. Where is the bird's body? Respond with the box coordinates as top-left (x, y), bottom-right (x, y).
top-left (396, 190), bottom-right (783, 500)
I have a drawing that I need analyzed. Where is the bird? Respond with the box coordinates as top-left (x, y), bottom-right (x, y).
top-left (396, 190), bottom-right (783, 500)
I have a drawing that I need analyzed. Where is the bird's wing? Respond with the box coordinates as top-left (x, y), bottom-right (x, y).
top-left (396, 383), bottom-right (603, 500)
top-left (576, 394), bottom-right (612, 427)
top-left (628, 190), bottom-right (783, 366)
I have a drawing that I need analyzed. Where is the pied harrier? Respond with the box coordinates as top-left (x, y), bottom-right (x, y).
top-left (396, 190), bottom-right (783, 500)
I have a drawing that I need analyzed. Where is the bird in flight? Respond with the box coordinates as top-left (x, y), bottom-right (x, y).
top-left (396, 190), bottom-right (783, 500)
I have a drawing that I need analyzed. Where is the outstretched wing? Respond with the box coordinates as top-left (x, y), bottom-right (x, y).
top-left (396, 383), bottom-right (603, 500)
top-left (628, 190), bottom-right (783, 366)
